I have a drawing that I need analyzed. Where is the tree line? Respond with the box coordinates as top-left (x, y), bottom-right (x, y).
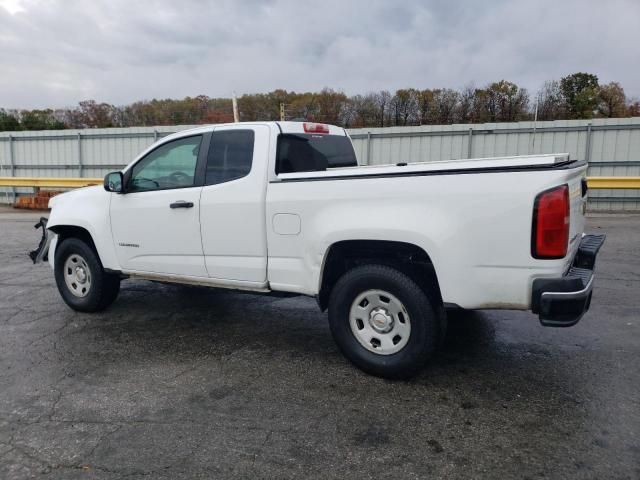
top-left (1, 72), bottom-right (638, 132)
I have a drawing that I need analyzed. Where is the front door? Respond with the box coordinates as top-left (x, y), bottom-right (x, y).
top-left (110, 134), bottom-right (207, 277)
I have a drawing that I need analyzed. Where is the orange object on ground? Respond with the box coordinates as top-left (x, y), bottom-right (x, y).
top-left (13, 190), bottom-right (62, 210)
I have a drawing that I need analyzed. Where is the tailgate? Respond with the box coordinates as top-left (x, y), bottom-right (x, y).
top-left (566, 168), bottom-right (589, 260)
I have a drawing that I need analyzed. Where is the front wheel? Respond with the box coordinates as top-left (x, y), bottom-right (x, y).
top-left (328, 264), bottom-right (442, 379)
top-left (54, 238), bottom-right (120, 312)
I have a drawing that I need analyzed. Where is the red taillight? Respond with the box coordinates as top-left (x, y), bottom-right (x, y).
top-left (303, 122), bottom-right (330, 134)
top-left (532, 185), bottom-right (570, 259)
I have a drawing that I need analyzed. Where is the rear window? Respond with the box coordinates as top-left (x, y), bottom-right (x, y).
top-left (276, 134), bottom-right (357, 174)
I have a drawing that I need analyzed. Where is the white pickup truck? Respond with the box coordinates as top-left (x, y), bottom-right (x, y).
top-left (31, 121), bottom-right (605, 378)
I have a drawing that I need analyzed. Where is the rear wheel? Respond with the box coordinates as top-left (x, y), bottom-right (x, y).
top-left (328, 264), bottom-right (442, 379)
top-left (54, 238), bottom-right (120, 312)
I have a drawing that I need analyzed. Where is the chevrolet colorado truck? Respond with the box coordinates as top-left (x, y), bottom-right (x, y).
top-left (30, 121), bottom-right (605, 378)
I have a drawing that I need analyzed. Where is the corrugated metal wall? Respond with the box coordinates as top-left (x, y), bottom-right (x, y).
top-left (1, 118), bottom-right (639, 210)
top-left (0, 126), bottom-right (196, 202)
top-left (348, 117), bottom-right (640, 211)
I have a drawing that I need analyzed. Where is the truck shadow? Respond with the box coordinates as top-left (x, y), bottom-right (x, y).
top-left (101, 282), bottom-right (506, 362)
top-left (34, 280), bottom-right (589, 431)
top-left (442, 309), bottom-right (498, 351)
top-left (58, 281), bottom-right (574, 392)
top-left (102, 282), bottom-right (505, 368)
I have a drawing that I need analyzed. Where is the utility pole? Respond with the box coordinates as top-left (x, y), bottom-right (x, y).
top-left (530, 94), bottom-right (539, 154)
top-left (232, 92), bottom-right (240, 123)
top-left (280, 103), bottom-right (286, 121)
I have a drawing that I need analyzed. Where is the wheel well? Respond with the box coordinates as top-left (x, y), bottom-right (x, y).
top-left (49, 225), bottom-right (98, 257)
top-left (317, 240), bottom-right (442, 311)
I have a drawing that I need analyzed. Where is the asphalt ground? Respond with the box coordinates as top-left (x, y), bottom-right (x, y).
top-left (0, 207), bottom-right (638, 479)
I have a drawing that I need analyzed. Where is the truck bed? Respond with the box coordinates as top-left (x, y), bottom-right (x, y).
top-left (267, 152), bottom-right (588, 310)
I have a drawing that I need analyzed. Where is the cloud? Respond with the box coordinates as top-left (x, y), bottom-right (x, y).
top-left (0, 0), bottom-right (638, 109)
top-left (0, 0), bottom-right (25, 14)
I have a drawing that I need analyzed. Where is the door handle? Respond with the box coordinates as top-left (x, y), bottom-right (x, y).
top-left (170, 201), bottom-right (194, 209)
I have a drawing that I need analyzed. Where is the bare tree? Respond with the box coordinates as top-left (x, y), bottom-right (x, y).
top-left (627, 99), bottom-right (640, 117)
top-left (350, 93), bottom-right (378, 127)
top-left (391, 89), bottom-right (419, 126)
top-left (598, 82), bottom-right (627, 117)
top-left (416, 89), bottom-right (434, 125)
top-left (457, 84), bottom-right (476, 124)
top-left (315, 88), bottom-right (348, 124)
top-left (484, 81), bottom-right (529, 122)
top-left (536, 80), bottom-right (564, 121)
top-left (372, 90), bottom-right (392, 127)
top-left (5, 73), bottom-right (639, 132)
top-left (433, 89), bottom-right (460, 124)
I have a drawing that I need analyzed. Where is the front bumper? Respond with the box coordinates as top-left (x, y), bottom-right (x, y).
top-left (531, 234), bottom-right (606, 327)
top-left (29, 217), bottom-right (51, 264)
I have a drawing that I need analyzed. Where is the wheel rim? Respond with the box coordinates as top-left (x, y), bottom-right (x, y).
top-left (63, 254), bottom-right (92, 298)
top-left (349, 289), bottom-right (411, 355)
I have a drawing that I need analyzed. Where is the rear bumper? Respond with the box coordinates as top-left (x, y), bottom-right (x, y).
top-left (531, 234), bottom-right (606, 327)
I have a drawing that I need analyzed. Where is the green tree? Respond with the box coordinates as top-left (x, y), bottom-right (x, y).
top-left (0, 109), bottom-right (20, 131)
top-left (560, 72), bottom-right (599, 119)
top-left (20, 109), bottom-right (65, 130)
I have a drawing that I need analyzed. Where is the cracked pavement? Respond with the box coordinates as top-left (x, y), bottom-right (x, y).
top-left (0, 207), bottom-right (639, 479)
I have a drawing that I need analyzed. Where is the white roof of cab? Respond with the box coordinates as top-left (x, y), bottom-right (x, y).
top-left (163, 121), bottom-right (346, 142)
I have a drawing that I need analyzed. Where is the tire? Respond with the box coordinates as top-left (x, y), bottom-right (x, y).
top-left (54, 237), bottom-right (120, 312)
top-left (328, 264), bottom-right (441, 379)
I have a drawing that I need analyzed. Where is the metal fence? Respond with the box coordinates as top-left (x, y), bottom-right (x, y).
top-left (349, 118), bottom-right (640, 211)
top-left (1, 118), bottom-right (640, 210)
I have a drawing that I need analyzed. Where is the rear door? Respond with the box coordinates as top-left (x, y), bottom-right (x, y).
top-left (199, 125), bottom-right (270, 285)
top-left (110, 134), bottom-right (208, 277)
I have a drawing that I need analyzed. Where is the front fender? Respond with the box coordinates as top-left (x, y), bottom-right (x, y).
top-left (47, 186), bottom-right (120, 270)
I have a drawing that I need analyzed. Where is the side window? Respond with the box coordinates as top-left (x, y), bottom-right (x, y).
top-left (205, 130), bottom-right (255, 186)
top-left (129, 135), bottom-right (202, 192)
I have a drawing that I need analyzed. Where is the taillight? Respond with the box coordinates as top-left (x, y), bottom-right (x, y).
top-left (303, 122), bottom-right (329, 134)
top-left (532, 185), bottom-right (570, 259)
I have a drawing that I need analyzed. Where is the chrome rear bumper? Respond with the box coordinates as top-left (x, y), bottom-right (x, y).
top-left (531, 234), bottom-right (605, 327)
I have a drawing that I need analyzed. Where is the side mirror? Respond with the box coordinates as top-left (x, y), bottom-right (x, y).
top-left (104, 171), bottom-right (124, 193)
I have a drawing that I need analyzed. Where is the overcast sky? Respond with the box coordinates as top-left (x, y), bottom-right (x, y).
top-left (1, 0), bottom-right (638, 109)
